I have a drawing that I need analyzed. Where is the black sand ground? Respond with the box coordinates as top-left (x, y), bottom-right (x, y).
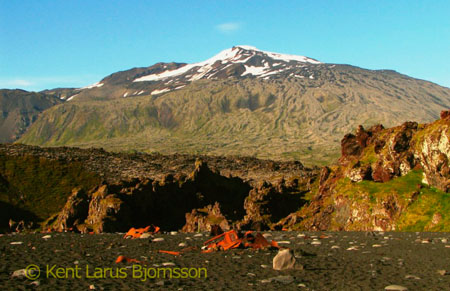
top-left (1, 231), bottom-right (449, 290)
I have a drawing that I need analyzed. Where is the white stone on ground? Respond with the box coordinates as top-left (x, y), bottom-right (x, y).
top-left (139, 233), bottom-right (152, 239)
top-left (384, 285), bottom-right (407, 290)
top-left (273, 249), bottom-right (300, 270)
top-left (11, 268), bottom-right (37, 279)
top-left (405, 274), bottom-right (421, 280)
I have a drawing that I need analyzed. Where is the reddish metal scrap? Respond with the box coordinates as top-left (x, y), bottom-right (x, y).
top-left (158, 246), bottom-right (198, 256)
top-left (123, 225), bottom-right (160, 239)
top-left (158, 250), bottom-right (181, 256)
top-left (203, 230), bottom-right (241, 251)
top-left (115, 255), bottom-right (142, 264)
top-left (203, 230), bottom-right (279, 252)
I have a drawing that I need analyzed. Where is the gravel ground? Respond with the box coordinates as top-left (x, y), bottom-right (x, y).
top-left (1, 231), bottom-right (449, 290)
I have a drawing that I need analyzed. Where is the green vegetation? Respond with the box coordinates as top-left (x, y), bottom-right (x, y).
top-left (359, 144), bottom-right (377, 165)
top-left (357, 170), bottom-right (423, 196)
top-left (0, 153), bottom-right (101, 222)
top-left (332, 170), bottom-right (449, 231)
top-left (398, 186), bottom-right (450, 231)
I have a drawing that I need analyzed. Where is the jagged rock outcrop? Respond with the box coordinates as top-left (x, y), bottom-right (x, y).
top-left (290, 110), bottom-right (450, 231)
top-left (45, 160), bottom-right (256, 233)
top-left (181, 202), bottom-right (230, 233)
top-left (42, 158), bottom-right (317, 233)
top-left (237, 178), bottom-right (310, 230)
top-left (50, 188), bottom-right (89, 232)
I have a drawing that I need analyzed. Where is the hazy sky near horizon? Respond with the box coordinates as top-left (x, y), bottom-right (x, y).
top-left (1, 0), bottom-right (449, 91)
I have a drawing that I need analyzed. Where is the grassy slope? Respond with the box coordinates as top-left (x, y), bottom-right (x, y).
top-left (0, 153), bottom-right (101, 222)
top-left (331, 170), bottom-right (450, 231)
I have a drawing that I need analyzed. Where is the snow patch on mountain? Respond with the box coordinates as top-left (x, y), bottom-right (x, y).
top-left (242, 65), bottom-right (268, 76)
top-left (80, 82), bottom-right (104, 90)
top-left (134, 46), bottom-right (321, 83)
top-left (151, 88), bottom-right (171, 95)
top-left (66, 93), bottom-right (80, 101)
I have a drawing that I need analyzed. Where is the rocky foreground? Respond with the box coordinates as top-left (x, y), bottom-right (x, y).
top-left (1, 231), bottom-right (449, 290)
top-left (2, 111), bottom-right (450, 234)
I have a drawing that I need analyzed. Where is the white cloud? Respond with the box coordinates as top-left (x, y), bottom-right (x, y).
top-left (216, 22), bottom-right (241, 33)
top-left (0, 75), bottom-right (101, 91)
top-left (0, 79), bottom-right (34, 87)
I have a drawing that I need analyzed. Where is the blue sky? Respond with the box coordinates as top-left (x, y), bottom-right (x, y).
top-left (1, 0), bottom-right (449, 91)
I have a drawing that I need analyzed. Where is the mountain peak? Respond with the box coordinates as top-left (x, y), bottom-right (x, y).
top-left (133, 46), bottom-right (321, 83)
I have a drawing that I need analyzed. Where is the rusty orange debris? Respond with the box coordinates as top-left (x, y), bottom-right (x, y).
top-left (159, 246), bottom-right (198, 256)
top-left (115, 255), bottom-right (142, 264)
top-left (203, 230), bottom-right (279, 251)
top-left (158, 250), bottom-right (181, 256)
top-left (123, 225), bottom-right (160, 239)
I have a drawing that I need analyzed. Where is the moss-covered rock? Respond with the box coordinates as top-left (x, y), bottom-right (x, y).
top-left (292, 111), bottom-right (450, 231)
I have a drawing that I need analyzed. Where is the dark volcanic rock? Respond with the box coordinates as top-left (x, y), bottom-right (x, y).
top-left (181, 202), bottom-right (230, 233)
top-left (51, 188), bottom-right (89, 232)
top-left (46, 160), bottom-right (256, 233)
top-left (440, 110), bottom-right (450, 120)
top-left (0, 144), bottom-right (311, 185)
top-left (238, 179), bottom-right (308, 230)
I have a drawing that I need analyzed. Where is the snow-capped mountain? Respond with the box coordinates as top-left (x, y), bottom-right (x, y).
top-left (22, 45), bottom-right (450, 165)
top-left (134, 45), bottom-right (321, 82)
top-left (65, 46), bottom-right (324, 100)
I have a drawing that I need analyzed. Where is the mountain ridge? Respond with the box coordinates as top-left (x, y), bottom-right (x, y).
top-left (7, 46), bottom-right (450, 164)
top-left (0, 89), bottom-right (62, 143)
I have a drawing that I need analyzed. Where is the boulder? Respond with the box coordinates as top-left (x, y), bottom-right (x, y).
top-left (440, 110), bottom-right (450, 119)
top-left (273, 249), bottom-right (301, 270)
